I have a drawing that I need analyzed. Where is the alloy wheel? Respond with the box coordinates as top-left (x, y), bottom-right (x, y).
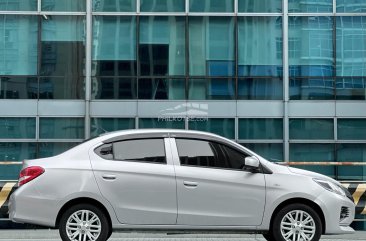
top-left (66, 210), bottom-right (102, 241)
top-left (280, 210), bottom-right (316, 241)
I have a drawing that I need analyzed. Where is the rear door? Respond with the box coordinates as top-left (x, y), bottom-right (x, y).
top-left (90, 137), bottom-right (177, 225)
top-left (171, 138), bottom-right (266, 226)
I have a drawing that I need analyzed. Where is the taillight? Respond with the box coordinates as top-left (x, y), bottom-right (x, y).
top-left (18, 166), bottom-right (45, 186)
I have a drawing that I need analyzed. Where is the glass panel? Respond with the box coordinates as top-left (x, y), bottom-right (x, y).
top-left (238, 78), bottom-right (283, 100)
top-left (92, 78), bottom-right (136, 99)
top-left (140, 0), bottom-right (185, 12)
top-left (0, 118), bottom-right (36, 139)
top-left (290, 78), bottom-right (334, 100)
top-left (189, 17), bottom-right (235, 76)
top-left (139, 16), bottom-right (185, 76)
top-left (337, 144), bottom-right (366, 180)
top-left (238, 0), bottom-right (282, 13)
top-left (289, 144), bottom-right (335, 178)
top-left (93, 0), bottom-right (136, 12)
top-left (0, 165), bottom-right (22, 180)
top-left (239, 118), bottom-right (283, 139)
top-left (189, 118), bottom-right (235, 139)
top-left (242, 143), bottom-right (283, 162)
top-left (113, 139), bottom-right (166, 163)
top-left (0, 143), bottom-right (36, 162)
top-left (289, 118), bottom-right (334, 140)
top-left (336, 78), bottom-right (366, 100)
top-left (289, 17), bottom-right (334, 77)
top-left (91, 118), bottom-right (135, 137)
top-left (337, 0), bottom-right (366, 13)
top-left (0, 0), bottom-right (37, 11)
top-left (336, 17), bottom-right (366, 77)
top-left (41, 16), bottom-right (85, 98)
top-left (188, 78), bottom-right (235, 100)
top-left (289, 0), bottom-right (333, 13)
top-left (190, 0), bottom-right (234, 12)
top-left (338, 119), bottom-right (366, 140)
top-left (0, 77), bottom-right (37, 99)
top-left (138, 78), bottom-right (185, 100)
top-left (238, 17), bottom-right (282, 77)
top-left (42, 0), bottom-right (86, 12)
top-left (0, 15), bottom-right (37, 75)
top-left (139, 118), bottom-right (185, 129)
top-left (39, 77), bottom-right (85, 99)
top-left (40, 118), bottom-right (85, 139)
top-left (93, 16), bottom-right (137, 76)
top-left (38, 142), bottom-right (79, 158)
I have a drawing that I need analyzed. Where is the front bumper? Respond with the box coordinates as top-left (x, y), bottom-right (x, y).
top-left (315, 191), bottom-right (355, 234)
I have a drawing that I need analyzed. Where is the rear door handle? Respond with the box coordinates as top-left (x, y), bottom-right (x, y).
top-left (102, 174), bottom-right (116, 180)
top-left (183, 181), bottom-right (198, 188)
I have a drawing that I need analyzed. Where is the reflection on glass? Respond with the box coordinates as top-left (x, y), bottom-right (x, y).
top-left (189, 17), bottom-right (235, 76)
top-left (337, 0), bottom-right (366, 13)
top-left (0, 165), bottom-right (22, 180)
top-left (41, 16), bottom-right (85, 100)
top-left (0, 15), bottom-right (37, 75)
top-left (238, 78), bottom-right (283, 100)
top-left (91, 118), bottom-right (135, 137)
top-left (289, 118), bottom-right (334, 140)
top-left (290, 144), bottom-right (335, 178)
top-left (238, 0), bottom-right (282, 13)
top-left (0, 143), bottom-right (36, 162)
top-left (0, 0), bottom-right (37, 11)
top-left (42, 0), bottom-right (86, 12)
top-left (189, 118), bottom-right (235, 139)
top-left (40, 118), bottom-right (85, 139)
top-left (190, 0), bottom-right (234, 12)
top-left (93, 16), bottom-right (136, 76)
top-left (93, 0), bottom-right (136, 12)
top-left (290, 78), bottom-right (334, 100)
top-left (138, 78), bottom-right (185, 100)
top-left (188, 79), bottom-right (235, 100)
top-left (336, 17), bottom-right (366, 77)
top-left (289, 0), bottom-right (332, 13)
top-left (92, 78), bottom-right (136, 99)
top-left (139, 118), bottom-right (185, 129)
top-left (336, 78), bottom-right (366, 100)
top-left (0, 118), bottom-right (36, 139)
top-left (140, 16), bottom-right (185, 76)
top-left (242, 143), bottom-right (283, 162)
top-left (0, 77), bottom-right (37, 99)
top-left (338, 119), bottom-right (366, 140)
top-left (289, 17), bottom-right (333, 77)
top-left (238, 17), bottom-right (282, 77)
top-left (38, 142), bottom-right (79, 158)
top-left (337, 144), bottom-right (366, 180)
top-left (39, 77), bottom-right (84, 99)
top-left (239, 118), bottom-right (283, 139)
top-left (140, 0), bottom-right (185, 12)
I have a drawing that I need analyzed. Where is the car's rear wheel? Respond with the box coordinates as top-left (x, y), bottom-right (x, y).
top-left (271, 203), bottom-right (322, 241)
top-left (59, 203), bottom-right (110, 241)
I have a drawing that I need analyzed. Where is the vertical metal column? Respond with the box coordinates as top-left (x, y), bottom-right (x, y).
top-left (283, 0), bottom-right (290, 162)
top-left (85, 0), bottom-right (92, 139)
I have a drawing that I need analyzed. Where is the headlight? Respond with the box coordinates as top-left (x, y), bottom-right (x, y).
top-left (313, 178), bottom-right (346, 197)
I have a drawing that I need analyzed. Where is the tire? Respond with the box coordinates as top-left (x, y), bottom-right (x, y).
top-left (262, 232), bottom-right (276, 241)
top-left (272, 203), bottom-right (322, 241)
top-left (59, 203), bottom-right (110, 241)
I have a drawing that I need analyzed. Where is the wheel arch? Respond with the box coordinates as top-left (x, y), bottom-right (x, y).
top-left (55, 197), bottom-right (112, 230)
top-left (269, 198), bottom-right (326, 235)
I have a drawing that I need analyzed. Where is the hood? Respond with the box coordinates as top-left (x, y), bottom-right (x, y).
top-left (288, 166), bottom-right (341, 185)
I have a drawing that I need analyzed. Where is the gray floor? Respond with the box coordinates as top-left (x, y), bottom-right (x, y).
top-left (0, 230), bottom-right (364, 241)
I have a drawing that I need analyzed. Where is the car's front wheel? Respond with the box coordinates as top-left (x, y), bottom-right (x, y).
top-left (59, 203), bottom-right (110, 241)
top-left (271, 203), bottom-right (322, 241)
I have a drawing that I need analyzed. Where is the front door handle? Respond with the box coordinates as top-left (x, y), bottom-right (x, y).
top-left (102, 174), bottom-right (116, 180)
top-left (183, 181), bottom-right (198, 188)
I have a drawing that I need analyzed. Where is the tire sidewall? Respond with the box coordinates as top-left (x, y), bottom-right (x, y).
top-left (272, 203), bottom-right (322, 241)
top-left (59, 203), bottom-right (110, 241)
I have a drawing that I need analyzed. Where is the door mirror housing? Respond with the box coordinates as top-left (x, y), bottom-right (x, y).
top-left (244, 156), bottom-right (260, 171)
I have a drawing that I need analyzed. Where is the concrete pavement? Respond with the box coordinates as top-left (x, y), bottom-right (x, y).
top-left (0, 230), bottom-right (365, 241)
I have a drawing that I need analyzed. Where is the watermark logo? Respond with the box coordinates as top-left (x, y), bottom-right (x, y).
top-left (158, 103), bottom-right (208, 122)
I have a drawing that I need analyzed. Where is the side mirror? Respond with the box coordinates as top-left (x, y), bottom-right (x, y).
top-left (244, 156), bottom-right (260, 171)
